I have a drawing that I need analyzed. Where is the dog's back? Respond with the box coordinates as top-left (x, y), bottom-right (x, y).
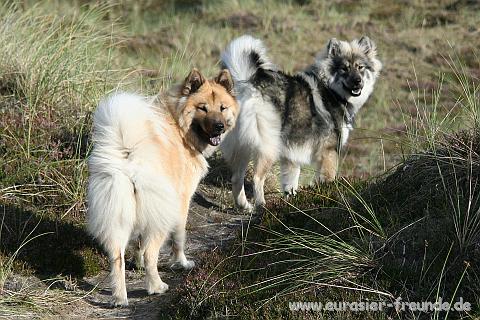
top-left (220, 35), bottom-right (282, 165)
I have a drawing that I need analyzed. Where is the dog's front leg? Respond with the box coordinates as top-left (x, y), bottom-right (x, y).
top-left (280, 158), bottom-right (301, 196)
top-left (170, 212), bottom-right (195, 270)
top-left (230, 153), bottom-right (253, 211)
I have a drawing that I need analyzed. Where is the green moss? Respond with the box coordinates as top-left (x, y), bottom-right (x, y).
top-left (77, 247), bottom-right (105, 277)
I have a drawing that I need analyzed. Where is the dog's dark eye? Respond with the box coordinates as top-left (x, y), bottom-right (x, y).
top-left (197, 104), bottom-right (208, 112)
top-left (220, 105), bottom-right (227, 112)
top-left (358, 65), bottom-right (365, 71)
top-left (341, 65), bottom-right (349, 73)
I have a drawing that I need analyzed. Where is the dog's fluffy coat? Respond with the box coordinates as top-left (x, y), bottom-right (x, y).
top-left (87, 69), bottom-right (238, 306)
top-left (220, 35), bottom-right (382, 210)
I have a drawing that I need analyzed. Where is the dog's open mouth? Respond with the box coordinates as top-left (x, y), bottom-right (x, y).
top-left (193, 123), bottom-right (223, 147)
top-left (208, 135), bottom-right (222, 146)
top-left (343, 83), bottom-right (362, 97)
top-left (351, 88), bottom-right (362, 96)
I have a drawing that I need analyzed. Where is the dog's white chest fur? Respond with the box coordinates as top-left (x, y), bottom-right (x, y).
top-left (282, 141), bottom-right (314, 165)
top-left (340, 122), bottom-right (353, 147)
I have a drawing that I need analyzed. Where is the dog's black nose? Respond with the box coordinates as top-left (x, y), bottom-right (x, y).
top-left (353, 77), bottom-right (362, 85)
top-left (213, 122), bottom-right (225, 134)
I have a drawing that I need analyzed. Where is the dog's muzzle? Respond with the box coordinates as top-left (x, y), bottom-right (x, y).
top-left (343, 82), bottom-right (363, 97)
top-left (207, 122), bottom-right (225, 146)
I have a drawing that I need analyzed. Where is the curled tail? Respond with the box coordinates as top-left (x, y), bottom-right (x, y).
top-left (87, 93), bottom-right (151, 250)
top-left (87, 169), bottom-right (136, 252)
top-left (221, 35), bottom-right (276, 84)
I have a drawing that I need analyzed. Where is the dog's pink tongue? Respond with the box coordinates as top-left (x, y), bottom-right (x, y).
top-left (209, 136), bottom-right (221, 146)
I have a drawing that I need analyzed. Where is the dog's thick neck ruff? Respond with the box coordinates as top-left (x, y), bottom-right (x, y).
top-left (159, 94), bottom-right (216, 159)
top-left (302, 68), bottom-right (356, 129)
top-left (324, 84), bottom-right (356, 126)
top-left (311, 36), bottom-right (382, 125)
top-left (300, 53), bottom-right (379, 149)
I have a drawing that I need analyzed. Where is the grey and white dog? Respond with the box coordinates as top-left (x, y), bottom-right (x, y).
top-left (220, 35), bottom-right (382, 211)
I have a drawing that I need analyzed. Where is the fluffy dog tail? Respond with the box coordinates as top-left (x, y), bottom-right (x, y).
top-left (87, 93), bottom-right (150, 251)
top-left (221, 35), bottom-right (276, 84)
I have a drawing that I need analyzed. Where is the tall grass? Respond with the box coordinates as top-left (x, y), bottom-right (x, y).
top-left (0, 215), bottom-right (51, 290)
top-left (0, 4), bottom-right (124, 316)
top-left (446, 52), bottom-right (480, 130)
top-left (401, 54), bottom-right (480, 253)
top-left (0, 3), bottom-right (121, 217)
top-left (213, 181), bottom-right (391, 305)
top-left (0, 4), bottom-right (115, 149)
top-left (401, 70), bottom-right (455, 153)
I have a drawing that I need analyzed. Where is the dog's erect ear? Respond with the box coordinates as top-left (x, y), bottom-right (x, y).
top-left (182, 68), bottom-right (206, 96)
top-left (327, 38), bottom-right (341, 57)
top-left (358, 36), bottom-right (376, 56)
top-left (215, 69), bottom-right (234, 96)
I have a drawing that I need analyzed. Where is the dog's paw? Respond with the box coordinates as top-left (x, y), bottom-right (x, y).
top-left (170, 259), bottom-right (195, 270)
top-left (147, 280), bottom-right (169, 295)
top-left (236, 201), bottom-right (253, 213)
top-left (111, 295), bottom-right (129, 307)
top-left (254, 197), bottom-right (266, 208)
top-left (283, 186), bottom-right (297, 197)
top-left (135, 255), bottom-right (145, 270)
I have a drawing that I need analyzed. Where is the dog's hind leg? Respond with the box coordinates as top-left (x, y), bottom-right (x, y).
top-left (314, 148), bottom-right (338, 183)
top-left (108, 244), bottom-right (129, 307)
top-left (88, 172), bottom-right (135, 307)
top-left (253, 153), bottom-right (273, 207)
top-left (142, 233), bottom-right (169, 295)
top-left (280, 158), bottom-right (301, 196)
top-left (229, 152), bottom-right (252, 211)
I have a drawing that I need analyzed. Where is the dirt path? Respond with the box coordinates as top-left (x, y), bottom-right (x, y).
top-left (71, 176), bottom-right (255, 319)
top-left (1, 159), bottom-right (259, 319)
top-left (1, 156), bottom-right (276, 319)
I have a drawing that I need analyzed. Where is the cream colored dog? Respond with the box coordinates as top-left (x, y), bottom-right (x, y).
top-left (87, 69), bottom-right (238, 306)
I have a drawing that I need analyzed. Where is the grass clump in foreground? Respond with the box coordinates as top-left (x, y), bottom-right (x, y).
top-left (168, 59), bottom-right (480, 319)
